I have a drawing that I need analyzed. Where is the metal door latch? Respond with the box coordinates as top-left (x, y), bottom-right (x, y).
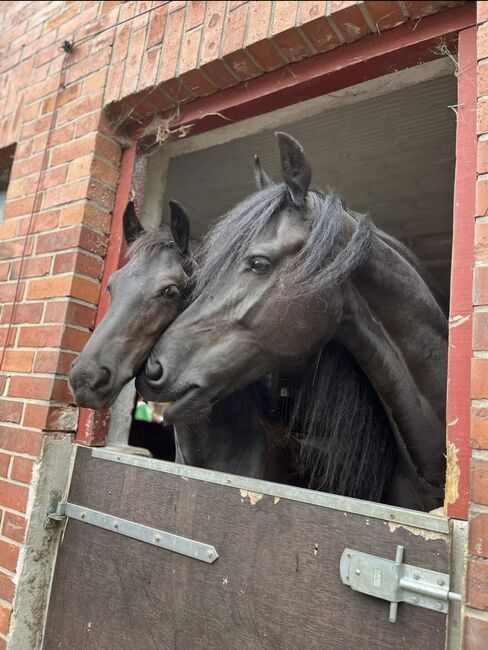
top-left (45, 489), bottom-right (219, 564)
top-left (340, 545), bottom-right (461, 622)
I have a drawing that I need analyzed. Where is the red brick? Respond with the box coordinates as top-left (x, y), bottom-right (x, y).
top-left (187, 0), bottom-right (205, 30)
top-left (50, 134), bottom-right (96, 167)
top-left (472, 405), bottom-right (488, 448)
top-left (36, 225), bottom-right (107, 256)
top-left (53, 250), bottom-right (103, 279)
top-left (34, 350), bottom-right (77, 376)
top-left (9, 152), bottom-right (44, 181)
top-left (44, 300), bottom-right (96, 329)
top-left (328, 1), bottom-right (370, 43)
top-left (246, 3), bottom-right (286, 71)
top-left (3, 195), bottom-right (36, 219)
top-left (20, 113), bottom-right (54, 140)
top-left (0, 573), bottom-right (15, 603)
top-left (272, 28), bottom-right (312, 64)
top-left (180, 68), bottom-right (217, 98)
top-left (0, 281), bottom-right (21, 302)
top-left (146, 4), bottom-right (167, 48)
top-left (46, 405), bottom-right (78, 432)
top-left (64, 45), bottom-right (112, 86)
top-left (44, 2), bottom-right (80, 32)
top-left (472, 458), bottom-right (488, 505)
top-left (0, 604), bottom-right (11, 636)
top-left (199, 1), bottom-right (225, 66)
top-left (26, 276), bottom-right (71, 301)
top-left (473, 311), bottom-right (488, 350)
top-left (10, 257), bottom-right (52, 280)
top-left (0, 454), bottom-right (10, 478)
top-left (222, 5), bottom-right (247, 56)
top-left (0, 479), bottom-right (29, 513)
top-left (22, 403), bottom-right (49, 429)
top-left (0, 221), bottom-right (18, 240)
top-left (2, 512), bottom-right (27, 545)
top-left (0, 239), bottom-right (33, 261)
top-left (474, 266), bottom-right (488, 305)
top-left (272, 1), bottom-right (298, 36)
top-left (39, 165), bottom-right (68, 192)
top-left (41, 82), bottom-right (82, 115)
top-left (86, 178), bottom-right (116, 211)
top-left (57, 91), bottom-right (104, 126)
top-left (8, 374), bottom-right (55, 400)
top-left (300, 1), bottom-right (341, 53)
top-left (0, 425), bottom-right (43, 456)
top-left (1, 350), bottom-right (34, 373)
top-left (160, 9), bottom-right (186, 80)
top-left (480, 2), bottom-right (488, 24)
top-left (62, 326), bottom-right (91, 353)
top-left (364, 1), bottom-right (405, 31)
top-left (467, 559), bottom-right (488, 609)
top-left (0, 263), bottom-right (9, 282)
top-left (112, 22), bottom-right (131, 65)
top-left (0, 303), bottom-right (43, 325)
top-left (0, 327), bottom-right (18, 349)
top-left (75, 110), bottom-right (112, 139)
top-left (51, 378), bottom-right (73, 403)
top-left (404, 1), bottom-right (460, 20)
top-left (0, 400), bottom-right (23, 425)
top-left (94, 134), bottom-right (121, 167)
top-left (465, 614), bottom-right (488, 649)
top-left (17, 324), bottom-right (63, 348)
top-left (10, 457), bottom-right (34, 485)
top-left (123, 27), bottom-right (147, 97)
top-left (480, 62), bottom-right (488, 97)
top-left (65, 203), bottom-right (97, 229)
top-left (476, 221), bottom-right (488, 261)
top-left (470, 512), bottom-right (488, 557)
top-left (43, 178), bottom-right (90, 210)
top-left (84, 69), bottom-right (108, 94)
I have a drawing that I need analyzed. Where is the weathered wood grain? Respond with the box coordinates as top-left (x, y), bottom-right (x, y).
top-left (43, 448), bottom-right (449, 649)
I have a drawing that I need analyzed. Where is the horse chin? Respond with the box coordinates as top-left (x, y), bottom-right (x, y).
top-left (162, 388), bottom-right (213, 425)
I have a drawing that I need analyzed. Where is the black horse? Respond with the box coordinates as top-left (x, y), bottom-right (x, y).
top-left (137, 132), bottom-right (448, 512)
top-left (69, 201), bottom-right (296, 482)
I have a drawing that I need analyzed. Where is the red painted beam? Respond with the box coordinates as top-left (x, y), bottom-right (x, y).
top-left (75, 144), bottom-right (138, 446)
top-left (131, 4), bottom-right (475, 145)
top-left (446, 26), bottom-right (476, 520)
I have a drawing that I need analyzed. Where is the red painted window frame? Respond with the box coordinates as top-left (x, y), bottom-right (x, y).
top-left (76, 5), bottom-right (476, 519)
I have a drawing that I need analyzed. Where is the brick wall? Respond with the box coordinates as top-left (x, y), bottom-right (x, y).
top-left (466, 3), bottom-right (488, 647)
top-left (0, 1), bottom-right (475, 647)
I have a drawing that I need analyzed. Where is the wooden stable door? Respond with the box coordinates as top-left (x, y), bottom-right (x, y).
top-left (42, 447), bottom-right (462, 649)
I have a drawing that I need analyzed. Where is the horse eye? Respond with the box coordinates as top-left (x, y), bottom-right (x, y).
top-left (249, 256), bottom-right (271, 274)
top-left (163, 285), bottom-right (180, 298)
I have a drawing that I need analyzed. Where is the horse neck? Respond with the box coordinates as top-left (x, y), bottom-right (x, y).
top-left (335, 238), bottom-right (447, 508)
top-left (173, 385), bottom-right (293, 481)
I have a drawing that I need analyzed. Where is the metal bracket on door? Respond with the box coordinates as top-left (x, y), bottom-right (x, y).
top-left (45, 489), bottom-right (219, 564)
top-left (340, 545), bottom-right (461, 623)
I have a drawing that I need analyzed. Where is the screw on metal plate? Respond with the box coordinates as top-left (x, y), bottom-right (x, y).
top-left (340, 545), bottom-right (461, 623)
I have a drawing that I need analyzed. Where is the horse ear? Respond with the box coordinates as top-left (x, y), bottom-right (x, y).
top-left (254, 155), bottom-right (273, 189)
top-left (123, 201), bottom-right (145, 245)
top-left (275, 132), bottom-right (311, 206)
top-left (169, 200), bottom-right (190, 255)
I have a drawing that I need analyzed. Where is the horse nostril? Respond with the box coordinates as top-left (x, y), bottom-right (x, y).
top-left (145, 358), bottom-right (164, 383)
top-left (89, 367), bottom-right (111, 391)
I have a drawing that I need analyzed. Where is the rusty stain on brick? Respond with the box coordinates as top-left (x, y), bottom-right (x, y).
top-left (445, 440), bottom-right (460, 506)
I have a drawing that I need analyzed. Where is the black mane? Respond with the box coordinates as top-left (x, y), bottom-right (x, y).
top-left (193, 183), bottom-right (376, 298)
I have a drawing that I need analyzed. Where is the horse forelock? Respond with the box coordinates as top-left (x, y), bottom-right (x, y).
top-left (192, 183), bottom-right (376, 299)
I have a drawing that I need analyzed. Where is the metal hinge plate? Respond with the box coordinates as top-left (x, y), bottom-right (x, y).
top-left (45, 489), bottom-right (218, 564)
top-left (340, 545), bottom-right (461, 622)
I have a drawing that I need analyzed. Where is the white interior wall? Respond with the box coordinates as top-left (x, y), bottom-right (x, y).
top-left (143, 58), bottom-right (457, 297)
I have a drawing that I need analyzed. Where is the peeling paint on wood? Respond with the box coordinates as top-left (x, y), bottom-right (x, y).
top-left (445, 440), bottom-right (460, 506)
top-left (239, 489), bottom-right (263, 505)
